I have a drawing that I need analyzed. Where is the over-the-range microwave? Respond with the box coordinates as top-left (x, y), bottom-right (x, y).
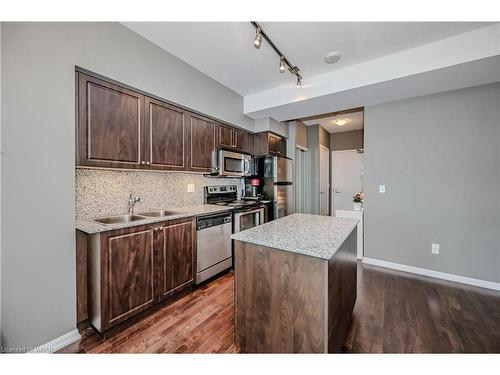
top-left (215, 148), bottom-right (252, 177)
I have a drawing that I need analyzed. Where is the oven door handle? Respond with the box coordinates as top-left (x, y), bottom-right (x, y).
top-left (235, 207), bottom-right (264, 215)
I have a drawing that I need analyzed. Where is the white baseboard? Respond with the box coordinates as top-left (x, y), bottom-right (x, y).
top-left (362, 257), bottom-right (500, 291)
top-left (29, 329), bottom-right (80, 353)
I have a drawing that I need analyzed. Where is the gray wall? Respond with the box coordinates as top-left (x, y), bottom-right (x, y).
top-left (1, 22), bottom-right (254, 349)
top-left (295, 121), bottom-right (308, 149)
top-left (331, 130), bottom-right (364, 151)
top-left (0, 22), bottom-right (2, 346)
top-left (364, 84), bottom-right (500, 282)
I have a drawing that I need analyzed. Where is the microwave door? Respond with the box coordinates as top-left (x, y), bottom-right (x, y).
top-left (275, 157), bottom-right (293, 183)
top-left (274, 184), bottom-right (294, 219)
top-left (220, 152), bottom-right (244, 176)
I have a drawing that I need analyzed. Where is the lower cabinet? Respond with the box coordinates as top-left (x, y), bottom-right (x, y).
top-left (88, 217), bottom-right (196, 332)
top-left (158, 220), bottom-right (196, 300)
top-left (103, 228), bottom-right (155, 328)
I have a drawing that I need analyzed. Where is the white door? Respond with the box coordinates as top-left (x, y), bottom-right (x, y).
top-left (332, 150), bottom-right (363, 212)
top-left (319, 145), bottom-right (330, 215)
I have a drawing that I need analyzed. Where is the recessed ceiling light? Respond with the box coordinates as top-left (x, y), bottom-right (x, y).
top-left (333, 118), bottom-right (350, 126)
top-left (325, 50), bottom-right (342, 64)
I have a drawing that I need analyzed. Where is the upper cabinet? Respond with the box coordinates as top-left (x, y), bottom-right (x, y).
top-left (188, 113), bottom-right (217, 173)
top-left (145, 97), bottom-right (188, 171)
top-left (234, 128), bottom-right (250, 153)
top-left (216, 123), bottom-right (251, 153)
top-left (76, 71), bottom-right (252, 172)
top-left (77, 73), bottom-right (146, 169)
top-left (253, 132), bottom-right (287, 157)
top-left (217, 123), bottom-right (234, 149)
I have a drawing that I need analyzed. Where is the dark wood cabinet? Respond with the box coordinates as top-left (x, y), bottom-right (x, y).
top-left (158, 219), bottom-right (196, 300)
top-left (188, 113), bottom-right (217, 172)
top-left (145, 97), bottom-right (188, 171)
top-left (278, 136), bottom-right (287, 155)
top-left (253, 131), bottom-right (287, 157)
top-left (100, 227), bottom-right (155, 330)
top-left (217, 123), bottom-right (234, 149)
top-left (234, 128), bottom-right (250, 152)
top-left (87, 218), bottom-right (197, 332)
top-left (77, 73), bottom-right (146, 169)
top-left (216, 122), bottom-right (250, 153)
top-left (76, 70), bottom-right (254, 172)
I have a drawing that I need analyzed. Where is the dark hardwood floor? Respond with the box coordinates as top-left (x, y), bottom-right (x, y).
top-left (59, 263), bottom-right (500, 354)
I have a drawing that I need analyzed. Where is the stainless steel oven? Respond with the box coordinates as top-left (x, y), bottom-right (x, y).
top-left (233, 206), bottom-right (265, 233)
top-left (217, 149), bottom-right (252, 177)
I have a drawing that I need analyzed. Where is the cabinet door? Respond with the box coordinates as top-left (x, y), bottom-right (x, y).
top-left (268, 134), bottom-right (280, 155)
top-left (217, 123), bottom-right (234, 149)
top-left (188, 113), bottom-right (217, 172)
top-left (101, 228), bottom-right (155, 330)
top-left (158, 219), bottom-right (195, 300)
top-left (145, 97), bottom-right (187, 170)
top-left (77, 73), bottom-right (146, 168)
top-left (234, 129), bottom-right (250, 152)
top-left (278, 137), bottom-right (287, 156)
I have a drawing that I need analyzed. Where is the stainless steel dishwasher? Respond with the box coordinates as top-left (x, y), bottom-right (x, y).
top-left (196, 211), bottom-right (232, 284)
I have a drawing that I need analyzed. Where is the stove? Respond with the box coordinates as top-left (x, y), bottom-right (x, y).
top-left (205, 185), bottom-right (264, 210)
top-left (204, 185), bottom-right (267, 233)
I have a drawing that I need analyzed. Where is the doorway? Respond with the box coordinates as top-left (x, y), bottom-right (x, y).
top-left (331, 149), bottom-right (364, 212)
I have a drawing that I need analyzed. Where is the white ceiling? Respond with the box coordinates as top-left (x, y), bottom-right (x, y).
top-left (123, 22), bottom-right (492, 96)
top-left (302, 110), bottom-right (364, 133)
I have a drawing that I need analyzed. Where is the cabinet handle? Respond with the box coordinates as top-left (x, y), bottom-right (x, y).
top-left (141, 161), bottom-right (146, 165)
top-left (146, 161), bottom-right (151, 166)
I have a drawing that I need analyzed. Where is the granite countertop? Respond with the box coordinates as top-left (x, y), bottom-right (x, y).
top-left (76, 204), bottom-right (233, 234)
top-left (231, 213), bottom-right (359, 260)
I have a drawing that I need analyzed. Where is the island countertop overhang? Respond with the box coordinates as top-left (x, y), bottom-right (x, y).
top-left (231, 213), bottom-right (359, 260)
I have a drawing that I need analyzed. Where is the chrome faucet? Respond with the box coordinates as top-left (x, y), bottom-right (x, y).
top-left (128, 194), bottom-right (141, 215)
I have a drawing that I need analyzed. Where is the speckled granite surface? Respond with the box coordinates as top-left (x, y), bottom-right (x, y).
top-left (76, 168), bottom-right (242, 219)
top-left (76, 204), bottom-right (232, 234)
top-left (231, 213), bottom-right (359, 260)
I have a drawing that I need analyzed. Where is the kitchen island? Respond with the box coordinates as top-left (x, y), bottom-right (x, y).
top-left (231, 213), bottom-right (359, 353)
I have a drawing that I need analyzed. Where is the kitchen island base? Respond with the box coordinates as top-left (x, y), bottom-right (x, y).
top-left (234, 228), bottom-right (357, 353)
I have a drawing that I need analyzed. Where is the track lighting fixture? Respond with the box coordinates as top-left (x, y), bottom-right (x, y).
top-left (253, 27), bottom-right (262, 49)
top-left (251, 21), bottom-right (303, 87)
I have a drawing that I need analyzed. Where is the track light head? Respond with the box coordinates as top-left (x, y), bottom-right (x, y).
top-left (254, 28), bottom-right (262, 49)
top-left (296, 76), bottom-right (302, 88)
top-left (279, 57), bottom-right (285, 73)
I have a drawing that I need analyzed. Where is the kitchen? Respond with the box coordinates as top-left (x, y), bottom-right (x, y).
top-left (73, 67), bottom-right (356, 350)
top-left (1, 12), bottom-right (500, 368)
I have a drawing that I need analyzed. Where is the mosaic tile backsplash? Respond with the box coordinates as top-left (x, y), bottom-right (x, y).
top-left (75, 168), bottom-right (242, 219)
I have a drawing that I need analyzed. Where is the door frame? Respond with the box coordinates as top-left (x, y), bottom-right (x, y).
top-left (319, 145), bottom-right (330, 216)
top-left (330, 149), bottom-right (363, 215)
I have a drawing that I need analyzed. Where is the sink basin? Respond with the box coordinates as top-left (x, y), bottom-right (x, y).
top-left (94, 214), bottom-right (146, 225)
top-left (139, 210), bottom-right (186, 218)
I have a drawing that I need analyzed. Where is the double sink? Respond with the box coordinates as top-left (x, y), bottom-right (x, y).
top-left (94, 210), bottom-right (187, 225)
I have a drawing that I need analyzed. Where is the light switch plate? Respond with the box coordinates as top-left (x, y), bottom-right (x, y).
top-left (187, 184), bottom-right (195, 193)
top-left (432, 243), bottom-right (440, 255)
top-left (379, 185), bottom-right (386, 193)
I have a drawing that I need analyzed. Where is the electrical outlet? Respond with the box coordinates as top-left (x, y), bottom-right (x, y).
top-left (379, 185), bottom-right (386, 193)
top-left (187, 184), bottom-right (195, 193)
top-left (432, 243), bottom-right (440, 255)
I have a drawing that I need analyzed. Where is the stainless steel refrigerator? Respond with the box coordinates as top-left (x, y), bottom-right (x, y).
top-left (254, 156), bottom-right (294, 220)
